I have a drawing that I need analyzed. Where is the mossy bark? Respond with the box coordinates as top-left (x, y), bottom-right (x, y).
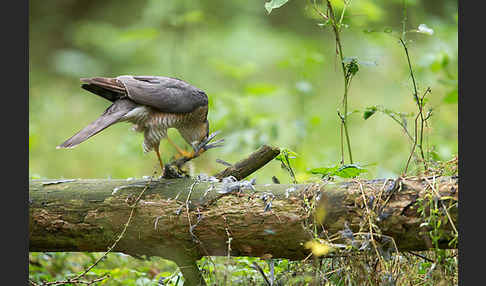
top-left (29, 176), bottom-right (457, 283)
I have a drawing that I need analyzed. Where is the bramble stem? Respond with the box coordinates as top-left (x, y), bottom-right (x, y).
top-left (325, 0), bottom-right (354, 164)
top-left (400, 38), bottom-right (428, 174)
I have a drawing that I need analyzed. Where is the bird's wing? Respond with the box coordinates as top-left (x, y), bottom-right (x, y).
top-left (57, 99), bottom-right (138, 149)
top-left (116, 75), bottom-right (208, 113)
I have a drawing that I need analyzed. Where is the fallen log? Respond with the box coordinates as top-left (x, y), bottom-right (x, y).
top-left (29, 175), bottom-right (458, 284)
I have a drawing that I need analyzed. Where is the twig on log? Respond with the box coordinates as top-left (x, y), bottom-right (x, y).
top-left (213, 145), bottom-right (280, 180)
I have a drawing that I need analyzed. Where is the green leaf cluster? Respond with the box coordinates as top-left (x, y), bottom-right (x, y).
top-left (309, 164), bottom-right (368, 178)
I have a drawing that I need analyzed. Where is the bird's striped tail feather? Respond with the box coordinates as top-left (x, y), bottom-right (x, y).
top-left (57, 99), bottom-right (136, 149)
top-left (80, 77), bottom-right (126, 102)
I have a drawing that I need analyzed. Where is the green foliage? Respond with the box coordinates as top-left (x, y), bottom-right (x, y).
top-left (343, 57), bottom-right (360, 77)
top-left (413, 180), bottom-right (458, 283)
top-left (335, 164), bottom-right (368, 178)
top-left (275, 148), bottom-right (297, 162)
top-left (363, 106), bottom-right (378, 120)
top-left (309, 163), bottom-right (367, 178)
top-left (309, 165), bottom-right (340, 176)
top-left (29, 253), bottom-right (179, 285)
top-left (275, 148), bottom-right (298, 183)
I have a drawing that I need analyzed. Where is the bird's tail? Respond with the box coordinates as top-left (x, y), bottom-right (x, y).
top-left (80, 77), bottom-right (127, 102)
top-left (57, 99), bottom-right (137, 149)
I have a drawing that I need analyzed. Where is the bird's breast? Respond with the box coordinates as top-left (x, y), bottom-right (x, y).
top-left (148, 112), bottom-right (188, 129)
top-left (122, 104), bottom-right (208, 152)
top-left (123, 105), bottom-right (196, 131)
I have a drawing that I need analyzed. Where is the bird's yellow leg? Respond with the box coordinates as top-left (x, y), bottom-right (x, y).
top-left (167, 136), bottom-right (193, 158)
top-left (154, 147), bottom-right (165, 174)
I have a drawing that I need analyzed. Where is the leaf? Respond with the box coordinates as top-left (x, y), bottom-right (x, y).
top-left (309, 165), bottom-right (340, 176)
top-left (265, 0), bottom-right (290, 14)
top-left (417, 24), bottom-right (434, 35)
top-left (275, 148), bottom-right (298, 162)
top-left (334, 164), bottom-right (367, 178)
top-left (309, 164), bottom-right (367, 178)
top-left (344, 57), bottom-right (359, 76)
top-left (363, 106), bottom-right (378, 120)
top-left (418, 262), bottom-right (432, 274)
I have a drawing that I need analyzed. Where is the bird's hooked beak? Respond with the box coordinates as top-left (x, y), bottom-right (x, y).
top-left (193, 120), bottom-right (210, 154)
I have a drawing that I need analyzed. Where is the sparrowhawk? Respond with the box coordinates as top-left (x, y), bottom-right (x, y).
top-left (57, 75), bottom-right (210, 173)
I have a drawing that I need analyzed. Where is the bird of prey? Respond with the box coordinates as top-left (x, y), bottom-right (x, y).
top-left (57, 75), bottom-right (211, 173)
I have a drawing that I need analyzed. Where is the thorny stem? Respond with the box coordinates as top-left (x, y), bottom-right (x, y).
top-left (400, 38), bottom-right (428, 173)
top-left (343, 83), bottom-right (353, 164)
top-left (400, 39), bottom-right (419, 114)
top-left (325, 0), bottom-right (354, 164)
top-left (404, 111), bottom-right (419, 175)
top-left (418, 89), bottom-right (431, 167)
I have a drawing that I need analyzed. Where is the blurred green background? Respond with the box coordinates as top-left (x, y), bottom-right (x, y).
top-left (29, 0), bottom-right (457, 183)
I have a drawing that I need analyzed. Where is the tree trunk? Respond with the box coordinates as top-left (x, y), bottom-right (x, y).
top-left (29, 175), bottom-right (458, 283)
